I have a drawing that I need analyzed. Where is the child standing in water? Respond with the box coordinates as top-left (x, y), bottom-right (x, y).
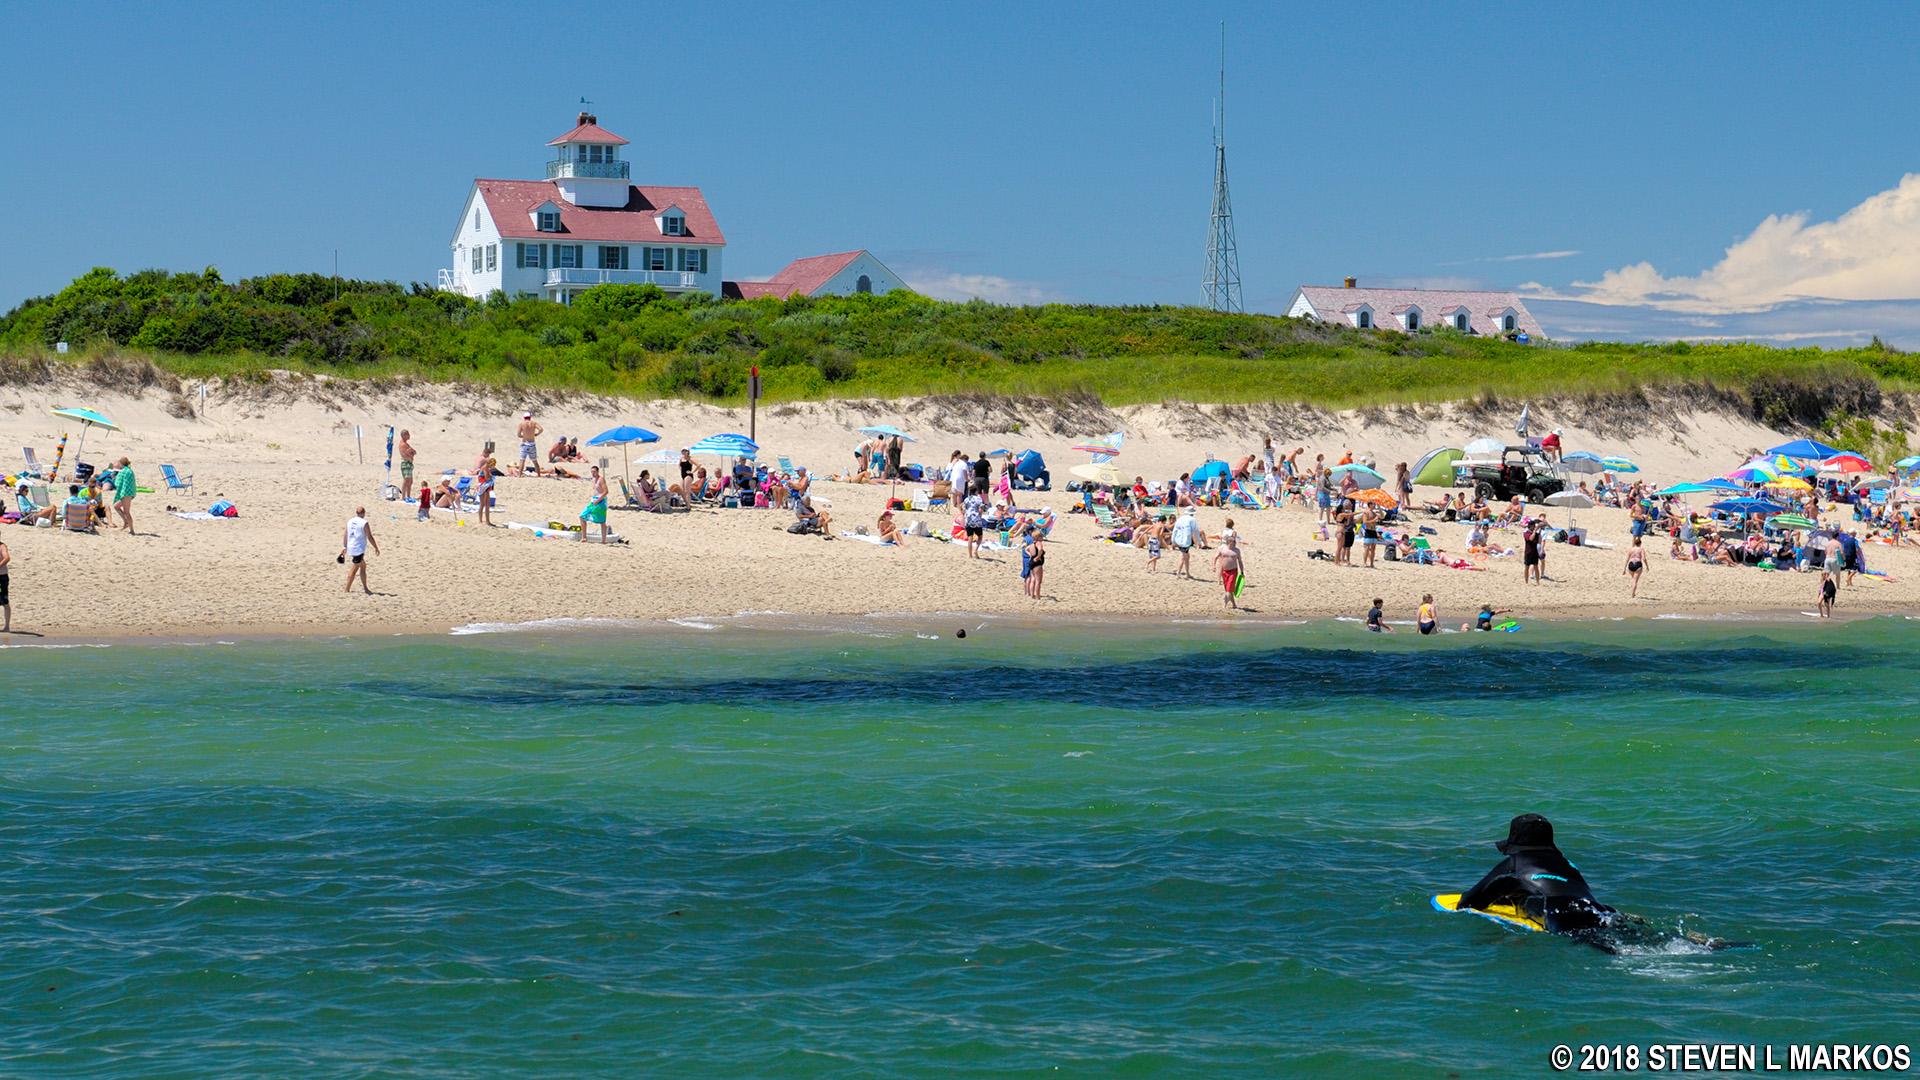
top-left (1818, 571), bottom-right (1836, 617)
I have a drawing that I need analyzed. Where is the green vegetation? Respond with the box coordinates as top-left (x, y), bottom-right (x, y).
top-left (4, 267), bottom-right (1918, 418)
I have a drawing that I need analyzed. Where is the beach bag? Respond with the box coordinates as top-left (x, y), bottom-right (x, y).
top-left (208, 500), bottom-right (236, 517)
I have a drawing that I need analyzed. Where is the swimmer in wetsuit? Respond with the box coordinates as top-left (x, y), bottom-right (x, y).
top-left (1456, 814), bottom-right (1619, 937)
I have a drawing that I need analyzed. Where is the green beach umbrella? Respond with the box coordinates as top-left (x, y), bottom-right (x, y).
top-left (1771, 514), bottom-right (1817, 530)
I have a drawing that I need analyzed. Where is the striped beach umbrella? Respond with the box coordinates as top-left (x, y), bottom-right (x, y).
top-left (688, 433), bottom-right (758, 459)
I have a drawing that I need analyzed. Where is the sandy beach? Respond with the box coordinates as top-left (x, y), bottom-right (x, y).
top-left (2, 370), bottom-right (1913, 639)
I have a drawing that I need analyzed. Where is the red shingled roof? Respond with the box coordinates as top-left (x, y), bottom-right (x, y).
top-left (547, 122), bottom-right (629, 146)
top-left (475, 180), bottom-right (725, 245)
top-left (765, 251), bottom-right (865, 296)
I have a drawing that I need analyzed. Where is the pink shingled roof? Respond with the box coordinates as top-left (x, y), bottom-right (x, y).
top-left (547, 121), bottom-right (629, 146)
top-left (766, 250), bottom-right (865, 296)
top-left (1295, 285), bottom-right (1542, 337)
top-left (475, 180), bottom-right (725, 245)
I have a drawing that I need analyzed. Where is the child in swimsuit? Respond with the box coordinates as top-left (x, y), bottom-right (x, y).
top-left (1418, 594), bottom-right (1438, 635)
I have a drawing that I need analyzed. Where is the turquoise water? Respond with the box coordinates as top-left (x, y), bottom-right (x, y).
top-left (2, 618), bottom-right (1916, 1076)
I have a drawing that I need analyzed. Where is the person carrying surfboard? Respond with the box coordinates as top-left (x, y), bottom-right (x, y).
top-left (1452, 814), bottom-right (1619, 936)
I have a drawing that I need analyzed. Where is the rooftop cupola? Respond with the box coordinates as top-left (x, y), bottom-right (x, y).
top-left (546, 111), bottom-right (630, 207)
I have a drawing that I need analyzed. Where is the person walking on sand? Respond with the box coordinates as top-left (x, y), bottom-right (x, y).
top-left (1172, 506), bottom-right (1198, 578)
top-left (1624, 535), bottom-right (1647, 597)
top-left (0, 536), bottom-right (12, 633)
top-left (398, 430), bottom-right (417, 494)
top-left (516, 413), bottom-right (544, 477)
top-left (582, 465), bottom-right (610, 543)
top-left (340, 506), bottom-right (379, 594)
top-left (1522, 519), bottom-right (1543, 585)
top-left (111, 456), bottom-right (137, 534)
top-left (1214, 535), bottom-right (1244, 610)
top-left (963, 489), bottom-right (987, 558)
top-left (1818, 571), bottom-right (1836, 617)
top-left (1145, 517), bottom-right (1165, 573)
top-left (1021, 525), bottom-right (1046, 599)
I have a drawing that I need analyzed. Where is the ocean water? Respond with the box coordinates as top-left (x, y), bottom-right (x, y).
top-left (2, 618), bottom-right (1916, 1077)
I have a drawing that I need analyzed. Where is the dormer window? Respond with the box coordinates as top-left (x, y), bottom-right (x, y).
top-left (1405, 309), bottom-right (1422, 331)
top-left (661, 212), bottom-right (686, 237)
top-left (1453, 312), bottom-right (1469, 332)
top-left (1355, 308), bottom-right (1373, 329)
top-left (538, 210), bottom-right (561, 232)
top-left (1503, 313), bottom-right (1517, 332)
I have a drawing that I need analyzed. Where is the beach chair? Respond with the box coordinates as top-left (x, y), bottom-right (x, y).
top-left (61, 501), bottom-right (97, 534)
top-left (160, 463), bottom-right (194, 493)
top-left (777, 455), bottom-right (799, 476)
top-left (21, 447), bottom-right (44, 477)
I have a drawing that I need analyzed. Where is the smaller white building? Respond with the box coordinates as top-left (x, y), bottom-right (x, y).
top-left (1287, 279), bottom-right (1542, 338)
top-left (723, 250), bottom-right (907, 300)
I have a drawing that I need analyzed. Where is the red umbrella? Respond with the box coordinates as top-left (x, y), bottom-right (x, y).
top-left (1819, 453), bottom-right (1872, 475)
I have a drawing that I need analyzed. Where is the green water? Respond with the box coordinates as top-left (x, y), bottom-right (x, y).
top-left (1, 618), bottom-right (1915, 1076)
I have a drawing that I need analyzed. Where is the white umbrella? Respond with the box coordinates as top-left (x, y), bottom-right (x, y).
top-left (1070, 461), bottom-right (1127, 487)
top-left (1544, 489), bottom-right (1594, 528)
top-left (1463, 437), bottom-right (1505, 458)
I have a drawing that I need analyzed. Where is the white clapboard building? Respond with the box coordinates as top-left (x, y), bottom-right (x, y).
top-left (1286, 278), bottom-right (1543, 338)
top-left (444, 113), bottom-right (905, 305)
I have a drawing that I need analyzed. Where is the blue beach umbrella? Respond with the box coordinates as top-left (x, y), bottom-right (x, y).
top-left (1710, 498), bottom-right (1788, 515)
top-left (587, 425), bottom-right (662, 484)
top-left (49, 405), bottom-right (120, 480)
top-left (1600, 456), bottom-right (1638, 473)
top-left (857, 424), bottom-right (917, 442)
top-left (1654, 482), bottom-right (1721, 496)
top-left (1894, 455), bottom-right (1920, 472)
top-left (1766, 438), bottom-right (1846, 461)
top-left (689, 433), bottom-right (758, 459)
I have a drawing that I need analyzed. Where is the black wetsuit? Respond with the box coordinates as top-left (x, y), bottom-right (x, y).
top-left (1456, 844), bottom-right (1618, 935)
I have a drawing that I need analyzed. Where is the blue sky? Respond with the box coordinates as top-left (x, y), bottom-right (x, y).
top-left (7, 1), bottom-right (1920, 344)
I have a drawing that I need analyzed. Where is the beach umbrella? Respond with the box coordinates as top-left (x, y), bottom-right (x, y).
top-left (587, 424), bottom-right (662, 484)
top-left (1765, 476), bottom-right (1813, 492)
top-left (688, 433), bottom-right (758, 459)
top-left (1770, 514), bottom-right (1818, 530)
top-left (1818, 453), bottom-right (1872, 475)
top-left (1859, 476), bottom-right (1893, 490)
top-left (1350, 487), bottom-right (1398, 507)
top-left (1544, 489), bottom-right (1594, 528)
top-left (1725, 462), bottom-right (1778, 485)
top-left (49, 406), bottom-right (120, 481)
top-left (1766, 438), bottom-right (1845, 461)
top-left (1600, 455), bottom-right (1638, 473)
top-left (1710, 498), bottom-right (1788, 515)
top-left (1559, 451), bottom-right (1607, 475)
top-left (1463, 437), bottom-right (1505, 457)
top-left (1655, 482), bottom-right (1727, 496)
top-left (1894, 455), bottom-right (1920, 471)
top-left (857, 424), bottom-right (917, 442)
top-left (986, 448), bottom-right (1014, 458)
top-left (1070, 461), bottom-right (1127, 487)
top-left (637, 448), bottom-right (679, 465)
top-left (1073, 432), bottom-right (1124, 458)
top-left (1328, 462), bottom-right (1387, 488)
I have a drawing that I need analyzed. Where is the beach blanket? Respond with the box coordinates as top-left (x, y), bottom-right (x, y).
top-left (170, 510), bottom-right (223, 521)
top-left (507, 521), bottom-right (623, 543)
top-left (837, 530), bottom-right (896, 545)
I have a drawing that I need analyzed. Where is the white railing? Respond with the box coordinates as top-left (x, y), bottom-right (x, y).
top-left (436, 268), bottom-right (457, 291)
top-left (544, 268), bottom-right (700, 289)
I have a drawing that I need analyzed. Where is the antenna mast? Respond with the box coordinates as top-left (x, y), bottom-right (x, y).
top-left (1202, 21), bottom-right (1244, 313)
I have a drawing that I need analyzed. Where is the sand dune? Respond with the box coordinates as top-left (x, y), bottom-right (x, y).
top-left (1, 372), bottom-right (1909, 638)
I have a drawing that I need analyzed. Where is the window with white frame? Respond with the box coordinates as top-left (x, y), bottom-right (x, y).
top-left (485, 244), bottom-right (497, 272)
top-left (556, 245), bottom-right (582, 269)
top-left (538, 210), bottom-right (561, 232)
top-left (1356, 310), bottom-right (1372, 329)
top-left (646, 247), bottom-right (669, 272)
top-left (1503, 314), bottom-right (1516, 332)
top-left (599, 245), bottom-right (627, 270)
top-left (1406, 310), bottom-right (1421, 331)
top-left (470, 246), bottom-right (482, 272)
top-left (661, 213), bottom-right (685, 237)
top-left (1453, 312), bottom-right (1468, 331)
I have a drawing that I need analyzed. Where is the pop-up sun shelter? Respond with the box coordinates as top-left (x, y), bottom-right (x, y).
top-left (1412, 446), bottom-right (1462, 486)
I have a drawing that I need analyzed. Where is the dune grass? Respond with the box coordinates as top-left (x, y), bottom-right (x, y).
top-left (5, 268), bottom-right (1918, 418)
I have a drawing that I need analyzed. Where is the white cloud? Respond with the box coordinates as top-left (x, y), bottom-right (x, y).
top-left (905, 272), bottom-right (1063, 305)
top-left (1527, 296), bottom-right (1920, 349)
top-left (1561, 173), bottom-right (1920, 313)
top-left (1493, 249), bottom-right (1581, 262)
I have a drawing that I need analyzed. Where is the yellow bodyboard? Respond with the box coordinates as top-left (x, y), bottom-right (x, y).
top-left (1431, 892), bottom-right (1546, 933)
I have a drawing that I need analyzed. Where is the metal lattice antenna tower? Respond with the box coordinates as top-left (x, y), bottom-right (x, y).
top-left (1202, 22), bottom-right (1243, 313)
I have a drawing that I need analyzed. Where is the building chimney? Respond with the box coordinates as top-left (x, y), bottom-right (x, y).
top-left (577, 110), bottom-right (594, 126)
top-left (1344, 276), bottom-right (1357, 289)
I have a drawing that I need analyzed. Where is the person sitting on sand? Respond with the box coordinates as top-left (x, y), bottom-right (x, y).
top-left (877, 508), bottom-right (906, 545)
top-left (795, 493), bottom-right (832, 538)
top-left (432, 479), bottom-right (460, 509)
top-left (1498, 496), bottom-right (1525, 525)
top-left (548, 435), bottom-right (570, 463)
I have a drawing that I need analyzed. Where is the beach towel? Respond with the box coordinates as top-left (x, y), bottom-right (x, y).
top-left (837, 530), bottom-right (896, 545)
top-left (170, 510), bottom-right (223, 521)
top-left (508, 521), bottom-right (623, 543)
